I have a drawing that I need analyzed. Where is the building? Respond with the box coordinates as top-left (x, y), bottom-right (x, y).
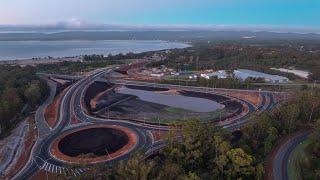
top-left (150, 73), bottom-right (164, 78)
top-left (188, 74), bottom-right (198, 79)
top-left (234, 69), bottom-right (289, 83)
top-left (200, 70), bottom-right (228, 79)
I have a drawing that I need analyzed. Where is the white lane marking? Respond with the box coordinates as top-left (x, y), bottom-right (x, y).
top-left (41, 162), bottom-right (47, 170)
top-left (47, 163), bottom-right (52, 172)
top-left (72, 169), bottom-right (77, 177)
top-left (50, 164), bottom-right (55, 173)
top-left (45, 162), bottom-right (50, 171)
top-left (66, 168), bottom-right (71, 175)
top-left (75, 169), bottom-right (81, 175)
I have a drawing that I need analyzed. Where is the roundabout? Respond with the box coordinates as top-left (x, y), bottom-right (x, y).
top-left (14, 68), bottom-right (281, 180)
top-left (50, 124), bottom-right (138, 164)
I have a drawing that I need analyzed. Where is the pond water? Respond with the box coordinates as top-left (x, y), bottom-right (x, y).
top-left (117, 87), bottom-right (224, 113)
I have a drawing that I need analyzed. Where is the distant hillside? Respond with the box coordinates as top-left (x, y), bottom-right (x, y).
top-left (1, 31), bottom-right (320, 41)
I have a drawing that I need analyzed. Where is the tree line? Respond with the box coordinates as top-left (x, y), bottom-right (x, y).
top-left (156, 44), bottom-right (320, 81)
top-left (0, 65), bottom-right (48, 137)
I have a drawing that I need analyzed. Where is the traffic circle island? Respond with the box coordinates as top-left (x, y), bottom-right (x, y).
top-left (50, 124), bottom-right (138, 164)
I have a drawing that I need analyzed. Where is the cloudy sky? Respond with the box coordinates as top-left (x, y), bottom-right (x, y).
top-left (0, 0), bottom-right (319, 29)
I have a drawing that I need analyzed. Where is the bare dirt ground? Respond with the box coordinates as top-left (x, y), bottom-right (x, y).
top-left (45, 86), bottom-right (70, 128)
top-left (90, 87), bottom-right (118, 109)
top-left (2, 116), bottom-right (37, 179)
top-left (49, 77), bottom-right (70, 86)
top-left (70, 117), bottom-right (82, 125)
top-left (30, 170), bottom-right (55, 180)
top-left (151, 130), bottom-right (169, 142)
top-left (214, 90), bottom-right (261, 108)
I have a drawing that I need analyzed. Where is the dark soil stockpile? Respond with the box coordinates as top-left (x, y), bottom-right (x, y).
top-left (92, 90), bottom-right (132, 112)
top-left (58, 128), bottom-right (129, 157)
top-left (125, 85), bottom-right (169, 91)
top-left (55, 82), bottom-right (72, 96)
top-left (84, 82), bottom-right (113, 111)
top-left (109, 98), bottom-right (168, 116)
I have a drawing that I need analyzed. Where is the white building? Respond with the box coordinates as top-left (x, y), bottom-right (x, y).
top-left (171, 72), bottom-right (180, 76)
top-left (234, 69), bottom-right (289, 83)
top-left (189, 75), bottom-right (198, 79)
top-left (150, 73), bottom-right (164, 78)
top-left (200, 70), bottom-right (228, 79)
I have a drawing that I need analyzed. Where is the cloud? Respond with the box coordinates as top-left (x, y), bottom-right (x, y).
top-left (55, 19), bottom-right (90, 28)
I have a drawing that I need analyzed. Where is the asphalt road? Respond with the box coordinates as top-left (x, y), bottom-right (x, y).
top-left (14, 72), bottom-right (97, 179)
top-left (35, 77), bottom-right (57, 138)
top-left (14, 70), bottom-right (156, 179)
top-left (14, 69), bottom-right (277, 179)
top-left (272, 130), bottom-right (312, 180)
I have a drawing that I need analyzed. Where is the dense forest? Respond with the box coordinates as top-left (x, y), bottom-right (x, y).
top-left (83, 52), bottom-right (146, 61)
top-left (54, 89), bottom-right (320, 180)
top-left (0, 65), bottom-right (48, 136)
top-left (151, 44), bottom-right (320, 81)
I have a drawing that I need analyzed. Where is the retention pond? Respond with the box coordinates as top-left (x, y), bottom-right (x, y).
top-left (116, 86), bottom-right (224, 113)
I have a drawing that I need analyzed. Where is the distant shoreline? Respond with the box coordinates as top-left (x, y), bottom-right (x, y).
top-left (0, 40), bottom-right (191, 65)
top-left (0, 56), bottom-right (83, 66)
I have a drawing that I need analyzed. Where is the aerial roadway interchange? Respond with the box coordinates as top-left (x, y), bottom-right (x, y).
top-left (13, 63), bottom-right (286, 180)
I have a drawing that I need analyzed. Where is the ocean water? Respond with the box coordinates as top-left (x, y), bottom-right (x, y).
top-left (0, 40), bottom-right (190, 60)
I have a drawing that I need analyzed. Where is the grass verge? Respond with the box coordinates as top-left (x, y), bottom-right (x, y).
top-left (288, 138), bottom-right (312, 180)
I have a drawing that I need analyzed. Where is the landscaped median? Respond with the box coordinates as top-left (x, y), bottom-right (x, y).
top-left (49, 124), bottom-right (138, 164)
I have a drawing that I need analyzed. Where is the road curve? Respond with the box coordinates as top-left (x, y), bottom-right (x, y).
top-left (272, 130), bottom-right (312, 180)
top-left (14, 70), bottom-right (155, 179)
top-left (14, 68), bottom-right (279, 179)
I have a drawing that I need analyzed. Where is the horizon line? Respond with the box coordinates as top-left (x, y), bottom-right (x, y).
top-left (0, 22), bottom-right (320, 34)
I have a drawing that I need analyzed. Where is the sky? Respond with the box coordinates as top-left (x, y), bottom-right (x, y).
top-left (0, 0), bottom-right (319, 30)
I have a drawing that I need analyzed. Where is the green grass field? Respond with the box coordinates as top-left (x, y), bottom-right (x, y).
top-left (152, 109), bottom-right (228, 125)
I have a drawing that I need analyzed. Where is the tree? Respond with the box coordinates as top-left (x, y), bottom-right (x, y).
top-left (114, 155), bottom-right (155, 180)
top-left (24, 80), bottom-right (42, 107)
top-left (211, 135), bottom-right (231, 178)
top-left (0, 88), bottom-right (22, 128)
top-left (264, 127), bottom-right (278, 156)
top-left (225, 148), bottom-right (255, 179)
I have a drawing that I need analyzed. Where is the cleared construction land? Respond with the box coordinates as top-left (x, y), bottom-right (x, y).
top-left (85, 82), bottom-right (244, 124)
